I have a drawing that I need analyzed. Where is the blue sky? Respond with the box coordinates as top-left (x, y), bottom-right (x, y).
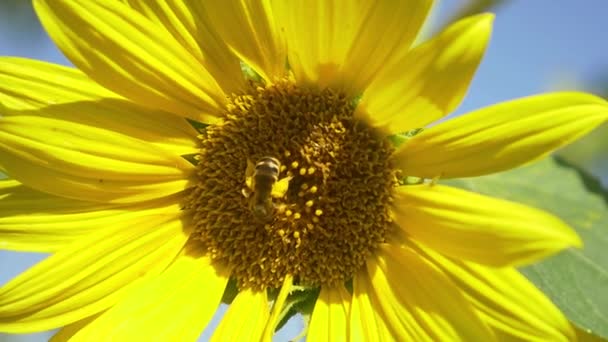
top-left (1, 1), bottom-right (607, 341)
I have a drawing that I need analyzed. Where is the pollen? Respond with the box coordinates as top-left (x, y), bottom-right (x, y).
top-left (188, 78), bottom-right (396, 290)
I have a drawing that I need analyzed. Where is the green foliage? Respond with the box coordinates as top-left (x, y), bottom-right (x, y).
top-left (445, 156), bottom-right (608, 339)
top-left (558, 122), bottom-right (608, 182)
top-left (186, 118), bottom-right (209, 134)
top-left (240, 62), bottom-right (263, 83)
top-left (388, 128), bottom-right (424, 147)
top-left (274, 286), bottom-right (319, 333)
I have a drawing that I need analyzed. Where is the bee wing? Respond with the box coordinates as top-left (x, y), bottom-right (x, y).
top-left (271, 176), bottom-right (292, 198)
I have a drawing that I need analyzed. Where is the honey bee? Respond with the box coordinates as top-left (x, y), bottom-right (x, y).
top-left (243, 156), bottom-right (291, 220)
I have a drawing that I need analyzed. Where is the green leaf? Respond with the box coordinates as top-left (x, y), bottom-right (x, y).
top-left (444, 156), bottom-right (608, 339)
top-left (558, 122), bottom-right (608, 184)
top-left (274, 286), bottom-right (319, 333)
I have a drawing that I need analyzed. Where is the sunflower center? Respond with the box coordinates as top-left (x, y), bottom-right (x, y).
top-left (189, 79), bottom-right (396, 290)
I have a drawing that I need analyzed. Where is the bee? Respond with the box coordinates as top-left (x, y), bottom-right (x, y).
top-left (243, 156), bottom-right (291, 220)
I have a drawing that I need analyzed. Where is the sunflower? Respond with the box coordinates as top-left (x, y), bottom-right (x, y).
top-left (1, 0), bottom-right (606, 341)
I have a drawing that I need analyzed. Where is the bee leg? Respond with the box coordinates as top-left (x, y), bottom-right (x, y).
top-left (241, 187), bottom-right (252, 198)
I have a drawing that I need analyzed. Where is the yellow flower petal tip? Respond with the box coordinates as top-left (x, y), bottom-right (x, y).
top-left (355, 11), bottom-right (494, 135)
top-left (392, 185), bottom-right (583, 267)
top-left (393, 91), bottom-right (608, 179)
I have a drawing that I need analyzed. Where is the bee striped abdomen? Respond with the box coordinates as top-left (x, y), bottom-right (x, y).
top-left (250, 157), bottom-right (281, 219)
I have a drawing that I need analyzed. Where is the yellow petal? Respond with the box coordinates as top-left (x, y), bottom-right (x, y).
top-left (393, 92), bottom-right (608, 178)
top-left (419, 245), bottom-right (575, 341)
top-left (123, 0), bottom-right (245, 93)
top-left (0, 57), bottom-right (198, 156)
top-left (308, 285), bottom-right (351, 342)
top-left (33, 0), bottom-right (225, 123)
top-left (0, 115), bottom-right (193, 204)
top-left (273, 0), bottom-right (359, 89)
top-left (0, 57), bottom-right (119, 110)
top-left (357, 13), bottom-right (493, 135)
top-left (0, 179), bottom-right (183, 252)
top-left (369, 244), bottom-right (495, 340)
top-left (262, 274), bottom-right (293, 341)
top-left (340, 0), bottom-right (432, 95)
top-left (392, 184), bottom-right (581, 267)
top-left (70, 248), bottom-right (230, 341)
top-left (211, 289), bottom-right (269, 342)
top-left (0, 213), bottom-right (189, 333)
top-left (350, 269), bottom-right (394, 341)
top-left (50, 314), bottom-right (101, 342)
top-left (202, 0), bottom-right (286, 83)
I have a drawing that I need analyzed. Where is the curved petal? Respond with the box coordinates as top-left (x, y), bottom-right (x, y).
top-left (0, 115), bottom-right (193, 204)
top-left (123, 0), bottom-right (245, 93)
top-left (49, 314), bottom-right (101, 342)
top-left (350, 269), bottom-right (394, 341)
top-left (34, 0), bottom-right (226, 123)
top-left (70, 248), bottom-right (230, 341)
top-left (393, 92), bottom-right (608, 178)
top-left (356, 13), bottom-right (493, 135)
top-left (0, 178), bottom-right (117, 252)
top-left (272, 0), bottom-right (358, 90)
top-left (307, 285), bottom-right (350, 342)
top-left (0, 213), bottom-right (189, 333)
top-left (0, 179), bottom-right (183, 252)
top-left (0, 58), bottom-right (198, 156)
top-left (392, 184), bottom-right (581, 267)
top-left (340, 0), bottom-right (432, 95)
top-left (369, 244), bottom-right (494, 340)
top-left (211, 289), bottom-right (269, 341)
top-left (7, 101), bottom-right (198, 157)
top-left (202, 0), bottom-right (286, 83)
top-left (419, 245), bottom-right (575, 341)
top-left (262, 274), bottom-right (293, 340)
top-left (0, 57), bottom-right (119, 109)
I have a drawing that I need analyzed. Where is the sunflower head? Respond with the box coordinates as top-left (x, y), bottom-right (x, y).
top-left (189, 79), bottom-right (397, 290)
